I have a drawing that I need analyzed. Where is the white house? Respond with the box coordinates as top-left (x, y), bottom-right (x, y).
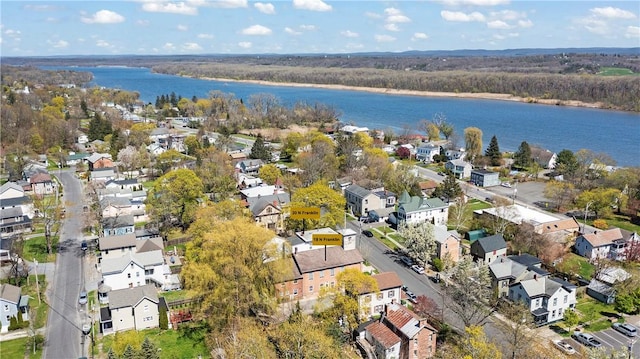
top-left (344, 184), bottom-right (396, 217)
top-left (470, 234), bottom-right (507, 265)
top-left (416, 143), bottom-right (441, 163)
top-left (574, 228), bottom-right (639, 261)
top-left (100, 285), bottom-right (160, 334)
top-left (98, 234), bottom-right (137, 261)
top-left (444, 159), bottom-right (472, 179)
top-left (100, 250), bottom-right (168, 291)
top-left (359, 272), bottom-right (403, 318)
top-left (396, 193), bottom-right (448, 226)
top-left (509, 276), bottom-right (577, 326)
top-left (0, 283), bottom-right (30, 333)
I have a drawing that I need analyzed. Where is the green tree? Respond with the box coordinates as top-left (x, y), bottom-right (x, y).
top-left (182, 217), bottom-right (291, 330)
top-left (433, 173), bottom-right (463, 201)
top-left (555, 149), bottom-right (579, 177)
top-left (140, 337), bottom-right (159, 359)
top-left (576, 187), bottom-right (623, 219)
top-left (249, 134), bottom-right (272, 162)
top-left (495, 301), bottom-right (535, 359)
top-left (543, 180), bottom-right (576, 211)
top-left (289, 181), bottom-right (346, 230)
top-left (398, 221), bottom-right (436, 266)
top-left (563, 309), bottom-right (580, 332)
top-left (158, 306), bottom-right (168, 330)
top-left (258, 164), bottom-right (281, 185)
top-left (513, 141), bottom-right (532, 169)
top-left (434, 112), bottom-right (454, 140)
top-left (464, 127), bottom-right (483, 163)
top-left (87, 112), bottom-right (112, 141)
top-left (484, 135), bottom-right (501, 166)
top-left (214, 317), bottom-right (277, 358)
top-left (153, 149), bottom-right (185, 175)
top-left (147, 168), bottom-right (204, 233)
top-left (194, 147), bottom-right (236, 201)
top-left (326, 268), bottom-right (379, 331)
top-left (121, 345), bottom-right (136, 359)
top-left (270, 315), bottom-right (342, 358)
top-left (184, 135), bottom-right (201, 156)
top-left (384, 163), bottom-right (421, 197)
top-left (460, 326), bottom-right (503, 359)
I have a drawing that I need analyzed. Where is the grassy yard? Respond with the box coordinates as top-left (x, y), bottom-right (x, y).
top-left (598, 67), bottom-right (639, 76)
top-left (100, 327), bottom-right (209, 359)
top-left (159, 289), bottom-right (195, 303)
top-left (576, 297), bottom-right (620, 332)
top-left (591, 214), bottom-right (640, 234)
top-left (0, 337), bottom-right (42, 359)
top-left (22, 235), bottom-right (58, 263)
top-left (468, 199), bottom-right (492, 211)
top-left (555, 253), bottom-right (595, 279)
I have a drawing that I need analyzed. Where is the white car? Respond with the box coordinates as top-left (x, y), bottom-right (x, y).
top-left (501, 182), bottom-right (512, 188)
top-left (553, 340), bottom-right (576, 355)
top-left (411, 265), bottom-right (425, 274)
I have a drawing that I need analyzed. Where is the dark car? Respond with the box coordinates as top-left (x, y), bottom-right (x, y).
top-left (81, 240), bottom-right (88, 251)
top-left (362, 230), bottom-right (374, 237)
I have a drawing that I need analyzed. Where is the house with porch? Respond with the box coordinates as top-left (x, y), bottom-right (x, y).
top-left (416, 143), bottom-right (441, 163)
top-left (489, 255), bottom-right (549, 298)
top-left (0, 182), bottom-right (34, 238)
top-left (100, 250), bottom-right (169, 291)
top-left (574, 228), bottom-right (639, 261)
top-left (99, 284), bottom-right (161, 334)
top-left (359, 272), bottom-right (403, 319)
top-left (344, 184), bottom-right (396, 217)
top-left (396, 193), bottom-right (448, 226)
top-left (509, 276), bottom-right (577, 326)
top-left (236, 159), bottom-right (264, 174)
top-left (246, 192), bottom-right (290, 234)
top-left (0, 283), bottom-right (30, 333)
top-left (29, 172), bottom-right (55, 195)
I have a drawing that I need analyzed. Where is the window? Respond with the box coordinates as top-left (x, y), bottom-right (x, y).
top-left (319, 270), bottom-right (324, 278)
top-left (553, 298), bottom-right (558, 306)
top-left (136, 272), bottom-right (140, 277)
top-left (144, 305), bottom-right (149, 312)
top-left (365, 295), bottom-right (371, 303)
top-left (377, 293), bottom-right (384, 300)
top-left (309, 286), bottom-right (313, 292)
top-left (502, 281), bottom-right (508, 288)
top-left (293, 289), bottom-right (298, 295)
top-left (374, 305), bottom-right (383, 312)
top-left (330, 268), bottom-right (335, 276)
top-left (145, 269), bottom-right (154, 275)
top-left (564, 295), bottom-right (568, 304)
top-left (127, 273), bottom-right (131, 278)
top-left (388, 290), bottom-right (395, 298)
top-left (3, 305), bottom-right (8, 312)
top-left (552, 310), bottom-right (556, 318)
top-left (535, 299), bottom-right (540, 306)
top-left (309, 273), bottom-right (314, 280)
top-left (293, 279), bottom-right (298, 284)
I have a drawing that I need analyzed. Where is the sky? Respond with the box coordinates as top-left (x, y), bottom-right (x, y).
top-left (1, 0), bottom-right (639, 56)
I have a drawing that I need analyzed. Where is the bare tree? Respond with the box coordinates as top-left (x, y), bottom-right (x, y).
top-left (6, 234), bottom-right (30, 286)
top-left (31, 193), bottom-right (61, 255)
top-left (494, 301), bottom-right (535, 359)
top-left (444, 256), bottom-right (496, 327)
top-left (448, 198), bottom-right (472, 231)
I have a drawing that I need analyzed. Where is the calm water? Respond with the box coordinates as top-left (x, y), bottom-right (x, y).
top-left (47, 66), bottom-right (639, 166)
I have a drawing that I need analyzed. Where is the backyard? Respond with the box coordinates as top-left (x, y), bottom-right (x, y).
top-left (100, 326), bottom-right (209, 359)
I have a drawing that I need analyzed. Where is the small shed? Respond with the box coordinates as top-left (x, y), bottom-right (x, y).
top-left (465, 229), bottom-right (487, 243)
top-left (586, 279), bottom-right (616, 304)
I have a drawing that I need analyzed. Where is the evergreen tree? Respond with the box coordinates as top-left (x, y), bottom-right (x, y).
top-left (158, 305), bottom-right (168, 330)
top-left (170, 92), bottom-right (177, 107)
top-left (513, 141), bottom-right (532, 169)
top-left (191, 95), bottom-right (198, 103)
top-left (155, 96), bottom-right (161, 109)
top-left (140, 337), bottom-right (159, 359)
top-left (88, 112), bottom-right (113, 141)
top-left (80, 99), bottom-right (89, 117)
top-left (249, 134), bottom-right (272, 162)
top-left (107, 348), bottom-right (118, 359)
top-left (432, 173), bottom-right (463, 201)
top-left (121, 345), bottom-right (136, 359)
top-left (485, 135), bottom-right (502, 166)
top-left (555, 149), bottom-right (579, 177)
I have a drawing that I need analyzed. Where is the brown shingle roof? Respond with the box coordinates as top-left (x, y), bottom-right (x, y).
top-left (419, 180), bottom-right (438, 190)
top-left (373, 272), bottom-right (403, 291)
top-left (541, 218), bottom-right (579, 234)
top-left (367, 321), bottom-right (401, 348)
top-left (583, 228), bottom-right (624, 247)
top-left (0, 283), bottom-right (21, 304)
top-left (293, 247), bottom-right (363, 273)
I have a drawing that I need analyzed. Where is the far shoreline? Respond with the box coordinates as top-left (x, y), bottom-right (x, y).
top-left (191, 75), bottom-right (606, 111)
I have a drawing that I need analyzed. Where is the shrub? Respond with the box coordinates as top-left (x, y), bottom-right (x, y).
top-left (593, 219), bottom-right (608, 229)
top-left (159, 306), bottom-right (168, 330)
top-left (432, 258), bottom-right (444, 272)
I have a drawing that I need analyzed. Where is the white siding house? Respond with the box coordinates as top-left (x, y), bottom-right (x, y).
top-left (101, 250), bottom-right (167, 291)
top-left (509, 276), bottom-right (577, 326)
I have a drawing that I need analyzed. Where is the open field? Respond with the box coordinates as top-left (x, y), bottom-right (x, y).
top-left (598, 67), bottom-right (639, 76)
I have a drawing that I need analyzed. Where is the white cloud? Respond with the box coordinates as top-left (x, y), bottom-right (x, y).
top-left (254, 2), bottom-right (275, 14)
top-left (441, 10), bottom-right (485, 22)
top-left (238, 41), bottom-right (252, 48)
top-left (47, 39), bottom-right (69, 48)
top-left (197, 33), bottom-right (214, 39)
top-left (590, 7), bottom-right (636, 19)
top-left (285, 27), bottom-right (301, 35)
top-left (24, 4), bottom-right (58, 11)
top-left (518, 19), bottom-right (533, 28)
top-left (206, 0), bottom-right (248, 8)
top-left (300, 25), bottom-right (316, 31)
top-left (385, 8), bottom-right (411, 23)
top-left (136, 19), bottom-right (150, 26)
top-left (489, 10), bottom-right (523, 21)
top-left (412, 32), bottom-right (429, 40)
top-left (293, 0), bottom-right (332, 12)
top-left (96, 39), bottom-right (111, 47)
top-left (439, 0), bottom-right (509, 6)
top-left (487, 20), bottom-right (510, 29)
top-left (385, 23), bottom-right (400, 32)
top-left (241, 24), bottom-right (272, 35)
top-left (177, 24), bottom-right (188, 31)
top-left (365, 11), bottom-right (382, 19)
top-left (163, 42), bottom-right (176, 50)
top-left (374, 34), bottom-right (396, 42)
top-left (183, 42), bottom-right (202, 51)
top-left (581, 18), bottom-right (609, 35)
top-left (142, 2), bottom-right (198, 15)
top-left (4, 29), bottom-right (21, 36)
top-left (625, 26), bottom-right (640, 38)
top-left (81, 10), bottom-right (125, 24)
top-left (341, 30), bottom-right (359, 38)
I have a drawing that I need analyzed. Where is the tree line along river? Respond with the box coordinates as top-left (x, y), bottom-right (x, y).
top-left (46, 66), bottom-right (640, 167)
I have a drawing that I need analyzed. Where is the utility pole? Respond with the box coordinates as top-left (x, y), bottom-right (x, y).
top-left (33, 259), bottom-right (41, 305)
top-left (582, 201), bottom-right (594, 234)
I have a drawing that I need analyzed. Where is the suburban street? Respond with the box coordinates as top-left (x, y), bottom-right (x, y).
top-left (43, 170), bottom-right (87, 359)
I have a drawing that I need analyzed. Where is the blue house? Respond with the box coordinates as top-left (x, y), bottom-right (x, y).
top-left (102, 214), bottom-right (135, 237)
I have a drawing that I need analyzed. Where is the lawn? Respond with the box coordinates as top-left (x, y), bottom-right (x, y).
top-left (576, 297), bottom-right (620, 332)
top-left (22, 235), bottom-right (58, 263)
top-left (0, 337), bottom-right (42, 359)
top-left (555, 253), bottom-right (595, 279)
top-left (100, 327), bottom-right (208, 359)
top-left (159, 289), bottom-right (195, 304)
top-left (468, 199), bottom-right (492, 211)
top-left (598, 67), bottom-right (639, 76)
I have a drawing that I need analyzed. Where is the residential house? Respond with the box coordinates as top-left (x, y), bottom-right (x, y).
top-left (65, 152), bottom-right (89, 166)
top-left (470, 169), bottom-right (500, 187)
top-left (228, 152), bottom-right (247, 165)
top-left (246, 192), bottom-right (290, 234)
top-left (77, 133), bottom-right (89, 145)
top-left (444, 159), bottom-right (472, 179)
top-left (474, 204), bottom-right (560, 236)
top-left (105, 179), bottom-right (140, 191)
top-left (0, 182), bottom-right (34, 238)
top-left (530, 146), bottom-right (557, 169)
top-left (340, 125), bottom-right (370, 136)
top-left (445, 149), bottom-right (465, 161)
top-left (276, 246), bottom-right (363, 301)
top-left (22, 163), bottom-right (48, 185)
top-left (509, 276), bottom-right (577, 326)
top-left (0, 283), bottom-right (29, 333)
top-left (586, 267), bottom-right (631, 304)
top-left (344, 184), bottom-right (396, 218)
top-left (364, 303), bottom-right (437, 358)
top-left (98, 233), bottom-right (137, 262)
top-left (470, 234), bottom-right (507, 265)
top-left (287, 227), bottom-right (357, 255)
top-left (29, 172), bottom-right (55, 195)
top-left (433, 226), bottom-right (461, 265)
top-left (100, 250), bottom-right (168, 291)
top-left (363, 321), bottom-right (402, 359)
top-left (100, 197), bottom-right (133, 218)
top-left (539, 218), bottom-right (580, 242)
top-left (359, 272), bottom-right (403, 319)
top-left (236, 159), bottom-right (264, 174)
top-left (416, 144), bottom-right (441, 163)
top-left (239, 184), bottom-right (285, 202)
top-left (87, 153), bottom-right (114, 171)
top-left (99, 285), bottom-right (160, 334)
top-left (0, 182), bottom-right (25, 200)
top-left (418, 180), bottom-right (438, 197)
top-left (91, 167), bottom-right (117, 182)
top-left (489, 255), bottom-right (549, 298)
top-left (102, 214), bottom-right (135, 237)
top-left (574, 228), bottom-right (639, 261)
top-left (396, 193), bottom-right (448, 226)
top-left (236, 173), bottom-right (263, 189)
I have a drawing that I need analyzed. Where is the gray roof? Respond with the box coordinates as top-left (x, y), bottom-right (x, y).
top-left (108, 284), bottom-right (158, 309)
top-left (0, 283), bottom-right (21, 304)
top-left (399, 196), bottom-right (447, 214)
top-left (87, 153), bottom-right (111, 163)
top-left (101, 214), bottom-right (134, 228)
top-left (345, 184), bottom-right (372, 198)
top-left (136, 237), bottom-right (164, 253)
top-left (472, 234), bottom-right (507, 253)
top-left (101, 250), bottom-right (164, 274)
top-left (434, 225), bottom-right (459, 244)
top-left (246, 193), bottom-right (290, 216)
top-left (0, 182), bottom-right (24, 195)
top-left (509, 254), bottom-right (542, 267)
top-left (489, 257), bottom-right (528, 281)
top-left (0, 207), bottom-right (24, 219)
top-left (0, 196), bottom-right (31, 207)
top-left (99, 197), bottom-right (131, 209)
top-left (99, 233), bottom-right (137, 251)
top-left (293, 247), bottom-right (363, 273)
top-left (513, 276), bottom-right (574, 299)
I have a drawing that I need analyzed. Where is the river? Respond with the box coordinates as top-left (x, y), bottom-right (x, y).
top-left (46, 66), bottom-right (639, 166)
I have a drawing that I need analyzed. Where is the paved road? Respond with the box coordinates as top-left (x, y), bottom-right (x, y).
top-left (43, 170), bottom-right (88, 359)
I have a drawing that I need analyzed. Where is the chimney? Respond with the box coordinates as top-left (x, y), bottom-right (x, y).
top-left (534, 274), bottom-right (538, 281)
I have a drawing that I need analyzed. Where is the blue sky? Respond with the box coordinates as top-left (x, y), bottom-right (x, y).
top-left (1, 0), bottom-right (639, 56)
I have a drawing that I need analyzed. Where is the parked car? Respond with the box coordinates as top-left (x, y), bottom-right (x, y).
top-left (81, 240), bottom-right (87, 251)
top-left (553, 340), bottom-right (576, 355)
top-left (400, 256), bottom-right (414, 267)
top-left (501, 182), bottom-right (512, 188)
top-left (405, 290), bottom-right (417, 303)
top-left (78, 291), bottom-right (88, 305)
top-left (411, 265), bottom-right (425, 274)
top-left (362, 230), bottom-right (374, 237)
top-left (612, 322), bottom-right (637, 337)
top-left (571, 332), bottom-right (602, 348)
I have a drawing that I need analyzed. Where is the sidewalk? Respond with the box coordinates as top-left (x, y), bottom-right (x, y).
top-left (0, 328), bottom-right (45, 342)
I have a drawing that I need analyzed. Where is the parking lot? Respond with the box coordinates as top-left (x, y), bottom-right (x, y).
top-left (564, 317), bottom-right (639, 357)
